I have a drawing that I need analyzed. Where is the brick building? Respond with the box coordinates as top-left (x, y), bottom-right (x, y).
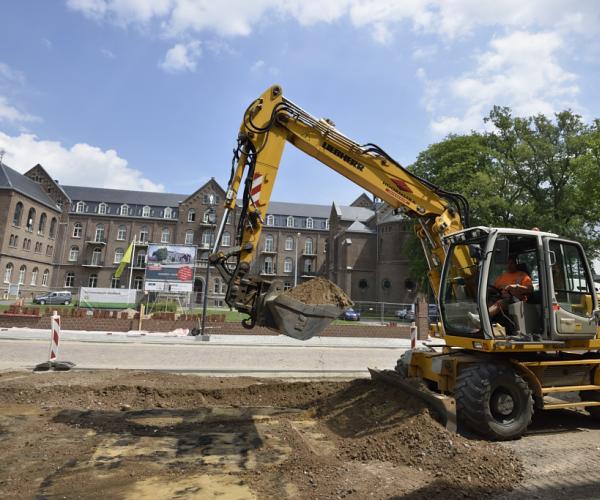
top-left (0, 162), bottom-right (415, 305)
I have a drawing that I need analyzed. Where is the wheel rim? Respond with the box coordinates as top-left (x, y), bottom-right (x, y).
top-left (490, 388), bottom-right (518, 423)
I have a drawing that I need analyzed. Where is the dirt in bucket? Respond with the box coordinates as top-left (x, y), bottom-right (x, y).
top-left (283, 277), bottom-right (353, 308)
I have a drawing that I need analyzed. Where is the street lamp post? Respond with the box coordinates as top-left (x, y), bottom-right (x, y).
top-left (294, 232), bottom-right (301, 287)
top-left (200, 203), bottom-right (217, 341)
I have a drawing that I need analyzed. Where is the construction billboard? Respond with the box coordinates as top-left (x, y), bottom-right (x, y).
top-left (144, 244), bottom-right (196, 292)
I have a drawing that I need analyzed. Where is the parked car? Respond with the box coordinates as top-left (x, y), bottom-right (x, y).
top-left (33, 291), bottom-right (72, 305)
top-left (341, 308), bottom-right (360, 321)
top-left (395, 308), bottom-right (415, 321)
top-left (428, 303), bottom-right (440, 323)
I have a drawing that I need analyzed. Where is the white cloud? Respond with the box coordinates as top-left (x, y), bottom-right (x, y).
top-left (159, 40), bottom-right (202, 73)
top-left (0, 96), bottom-right (40, 124)
top-left (100, 48), bottom-right (116, 58)
top-left (0, 132), bottom-right (164, 191)
top-left (424, 31), bottom-right (579, 135)
top-left (0, 63), bottom-right (25, 85)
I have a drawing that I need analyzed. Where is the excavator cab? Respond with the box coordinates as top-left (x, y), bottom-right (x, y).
top-left (440, 227), bottom-right (599, 342)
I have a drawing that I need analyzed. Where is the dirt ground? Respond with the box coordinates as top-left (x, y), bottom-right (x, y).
top-left (0, 370), bottom-right (523, 499)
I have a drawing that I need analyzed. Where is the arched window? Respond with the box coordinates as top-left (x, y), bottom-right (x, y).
top-left (187, 209), bottom-right (196, 222)
top-left (213, 277), bottom-right (222, 294)
top-left (119, 204), bottom-right (128, 216)
top-left (91, 248), bottom-right (102, 266)
top-left (325, 219), bottom-right (330, 230)
top-left (263, 257), bottom-right (274, 275)
top-left (185, 230), bottom-right (194, 245)
top-left (114, 248), bottom-right (124, 264)
top-left (26, 208), bottom-right (36, 231)
top-left (75, 201), bottom-right (85, 213)
top-left (65, 273), bottom-right (75, 287)
top-left (117, 225), bottom-right (127, 240)
top-left (303, 259), bottom-right (313, 273)
top-left (94, 223), bottom-right (105, 242)
top-left (203, 209), bottom-right (214, 224)
top-left (306, 217), bottom-right (313, 229)
top-left (304, 238), bottom-right (314, 255)
top-left (49, 217), bottom-right (57, 238)
top-left (264, 234), bottom-right (274, 252)
top-left (18, 265), bottom-right (26, 285)
top-left (287, 216), bottom-right (294, 228)
top-left (38, 213), bottom-right (47, 235)
top-left (13, 202), bottom-right (23, 226)
top-left (88, 274), bottom-right (98, 288)
top-left (142, 206), bottom-right (151, 217)
top-left (72, 223), bottom-right (82, 238)
top-left (68, 246), bottom-right (79, 262)
top-left (30, 268), bottom-right (38, 286)
top-left (135, 250), bottom-right (146, 268)
top-left (285, 236), bottom-right (294, 251)
top-left (221, 231), bottom-right (231, 247)
top-left (42, 269), bottom-right (49, 286)
top-left (4, 263), bottom-right (13, 283)
top-left (201, 231), bottom-right (214, 247)
top-left (161, 227), bottom-right (170, 243)
top-left (266, 215), bottom-right (274, 226)
top-left (284, 257), bottom-right (293, 273)
top-left (164, 207), bottom-right (172, 219)
top-left (98, 202), bottom-right (107, 214)
top-left (139, 226), bottom-right (149, 242)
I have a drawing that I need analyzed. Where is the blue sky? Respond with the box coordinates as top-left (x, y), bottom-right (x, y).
top-left (1, 1), bottom-right (599, 205)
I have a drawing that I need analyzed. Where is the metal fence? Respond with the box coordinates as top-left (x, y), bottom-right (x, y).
top-left (352, 301), bottom-right (415, 323)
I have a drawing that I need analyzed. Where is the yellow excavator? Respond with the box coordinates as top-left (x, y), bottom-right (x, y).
top-left (209, 85), bottom-right (600, 440)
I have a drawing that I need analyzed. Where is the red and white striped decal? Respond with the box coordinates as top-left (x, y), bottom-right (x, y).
top-left (250, 173), bottom-right (264, 205)
top-left (49, 312), bottom-right (61, 361)
top-left (410, 321), bottom-right (417, 350)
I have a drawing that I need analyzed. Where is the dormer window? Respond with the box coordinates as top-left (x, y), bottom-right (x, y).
top-left (287, 216), bottom-right (294, 228)
top-left (266, 215), bottom-right (274, 226)
top-left (75, 201), bottom-right (85, 213)
top-left (120, 204), bottom-right (129, 216)
top-left (306, 217), bottom-right (313, 229)
top-left (98, 203), bottom-right (107, 215)
top-left (142, 206), bottom-right (151, 217)
top-left (164, 207), bottom-right (172, 219)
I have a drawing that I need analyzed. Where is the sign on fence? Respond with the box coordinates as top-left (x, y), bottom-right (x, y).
top-left (79, 288), bottom-right (137, 309)
top-left (145, 244), bottom-right (196, 292)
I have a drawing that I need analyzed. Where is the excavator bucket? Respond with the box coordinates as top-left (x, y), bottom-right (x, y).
top-left (265, 293), bottom-right (343, 341)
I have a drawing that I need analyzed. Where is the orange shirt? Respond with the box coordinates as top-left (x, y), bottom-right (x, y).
top-left (494, 271), bottom-right (533, 290)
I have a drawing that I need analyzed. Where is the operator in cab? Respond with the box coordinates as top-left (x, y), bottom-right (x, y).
top-left (487, 256), bottom-right (534, 320)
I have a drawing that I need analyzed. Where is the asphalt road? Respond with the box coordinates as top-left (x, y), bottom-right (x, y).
top-left (0, 329), bottom-right (407, 377)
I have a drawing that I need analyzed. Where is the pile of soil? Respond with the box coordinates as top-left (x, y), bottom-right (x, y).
top-left (284, 277), bottom-right (353, 308)
top-left (0, 371), bottom-right (522, 499)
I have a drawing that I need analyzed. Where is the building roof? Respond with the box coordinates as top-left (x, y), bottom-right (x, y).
top-left (345, 220), bottom-right (375, 234)
top-left (62, 185), bottom-right (187, 206)
top-left (333, 203), bottom-right (374, 222)
top-left (267, 201), bottom-right (331, 218)
top-left (0, 163), bottom-right (60, 210)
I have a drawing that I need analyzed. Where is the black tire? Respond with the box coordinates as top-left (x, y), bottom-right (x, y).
top-left (580, 390), bottom-right (600, 419)
top-left (455, 363), bottom-right (533, 440)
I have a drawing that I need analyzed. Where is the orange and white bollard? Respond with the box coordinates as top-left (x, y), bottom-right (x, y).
top-left (410, 321), bottom-right (417, 350)
top-left (34, 311), bottom-right (75, 372)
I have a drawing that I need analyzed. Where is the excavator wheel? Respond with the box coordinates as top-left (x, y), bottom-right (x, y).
top-left (580, 390), bottom-right (600, 419)
top-left (455, 363), bottom-right (533, 440)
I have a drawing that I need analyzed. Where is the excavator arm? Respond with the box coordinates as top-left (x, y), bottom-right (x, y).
top-left (210, 85), bottom-right (470, 338)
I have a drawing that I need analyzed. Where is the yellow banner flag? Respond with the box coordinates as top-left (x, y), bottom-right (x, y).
top-left (114, 240), bottom-right (134, 278)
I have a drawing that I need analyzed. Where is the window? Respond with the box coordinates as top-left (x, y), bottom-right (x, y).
top-left (264, 235), bottom-right (274, 252)
top-left (161, 228), bottom-right (170, 243)
top-left (187, 209), bottom-right (196, 222)
top-left (26, 208), bottom-right (35, 231)
top-left (164, 207), bottom-right (172, 219)
top-left (287, 216), bottom-right (294, 227)
top-left (4, 263), bottom-right (13, 283)
top-left (30, 268), bottom-right (38, 286)
top-left (114, 248), bottom-right (124, 264)
top-left (203, 209), bottom-right (216, 224)
top-left (142, 206), bottom-right (151, 217)
top-left (42, 269), bottom-right (49, 286)
top-left (8, 235), bottom-right (15, 247)
top-left (303, 259), bottom-right (313, 273)
top-left (95, 224), bottom-right (105, 242)
top-left (214, 277), bottom-right (225, 294)
top-left (35, 242), bottom-right (42, 253)
top-left (139, 226), bottom-right (149, 243)
top-left (111, 275), bottom-right (120, 288)
top-left (75, 201), bottom-right (85, 213)
top-left (202, 231), bottom-right (214, 247)
top-left (49, 218), bottom-right (57, 239)
top-left (72, 223), bottom-right (83, 238)
top-left (226, 212), bottom-right (233, 224)
top-left (18, 265), bottom-right (26, 285)
top-left (90, 248), bottom-right (102, 266)
top-left (135, 251), bottom-right (146, 268)
top-left (221, 231), bottom-right (231, 247)
top-left (88, 274), bottom-right (98, 288)
top-left (306, 217), bottom-right (313, 229)
top-left (46, 245), bottom-right (53, 257)
top-left (117, 225), bottom-right (127, 240)
top-left (266, 215), bottom-right (274, 226)
top-left (134, 276), bottom-right (143, 290)
top-left (22, 238), bottom-right (28, 250)
top-left (263, 256), bottom-right (274, 275)
top-left (98, 203), bottom-right (107, 215)
top-left (284, 258), bottom-right (293, 273)
top-left (203, 193), bottom-right (218, 204)
top-left (68, 246), bottom-right (79, 262)
top-left (13, 202), bottom-right (23, 226)
top-left (283, 281), bottom-right (292, 291)
top-left (325, 219), bottom-right (330, 230)
top-left (120, 204), bottom-right (129, 216)
top-left (285, 236), bottom-right (294, 251)
top-left (304, 238), bottom-right (314, 255)
top-left (38, 213), bottom-right (47, 235)
top-left (185, 230), bottom-right (194, 245)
